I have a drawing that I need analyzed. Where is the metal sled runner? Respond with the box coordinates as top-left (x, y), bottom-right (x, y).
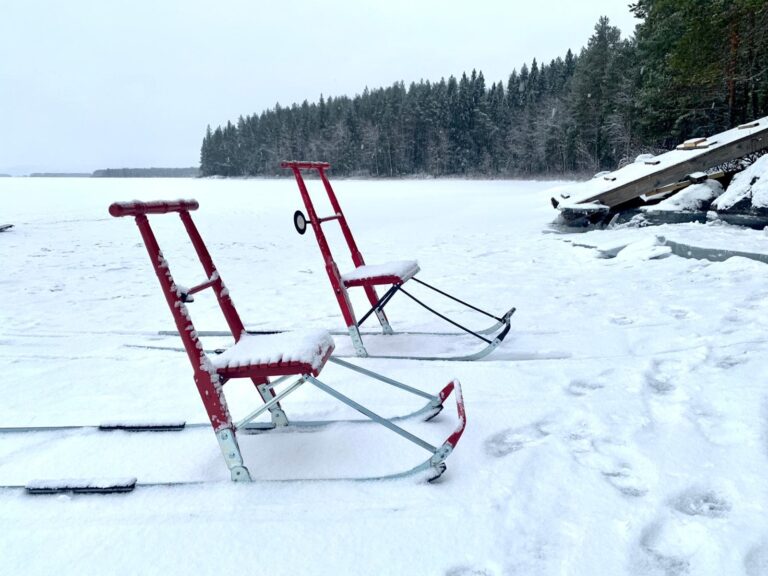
top-left (81, 198), bottom-right (463, 491)
top-left (282, 161), bottom-right (515, 360)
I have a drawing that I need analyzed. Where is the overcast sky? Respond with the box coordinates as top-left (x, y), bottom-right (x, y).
top-left (0, 1), bottom-right (637, 175)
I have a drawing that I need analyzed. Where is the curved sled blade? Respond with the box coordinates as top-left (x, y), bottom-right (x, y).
top-left (6, 379), bottom-right (465, 493)
top-left (339, 318), bottom-right (513, 362)
top-left (25, 477), bottom-right (137, 495)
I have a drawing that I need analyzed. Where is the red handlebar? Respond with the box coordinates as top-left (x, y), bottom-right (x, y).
top-left (109, 199), bottom-right (199, 217)
top-left (280, 161), bottom-right (331, 170)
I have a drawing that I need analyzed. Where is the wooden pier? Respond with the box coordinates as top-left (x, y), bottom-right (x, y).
top-left (553, 117), bottom-right (768, 221)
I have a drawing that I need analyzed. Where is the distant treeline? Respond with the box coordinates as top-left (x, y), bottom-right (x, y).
top-left (200, 0), bottom-right (768, 178)
top-left (5, 168), bottom-right (199, 178)
top-left (30, 172), bottom-right (91, 177)
top-left (92, 167), bottom-right (200, 178)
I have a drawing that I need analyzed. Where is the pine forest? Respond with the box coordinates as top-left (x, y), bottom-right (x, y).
top-left (200, 1), bottom-right (768, 178)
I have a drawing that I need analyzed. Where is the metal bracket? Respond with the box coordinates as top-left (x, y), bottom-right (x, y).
top-left (255, 383), bottom-right (289, 426)
top-left (348, 325), bottom-right (368, 357)
top-left (375, 309), bottom-right (394, 335)
top-left (215, 428), bottom-right (252, 482)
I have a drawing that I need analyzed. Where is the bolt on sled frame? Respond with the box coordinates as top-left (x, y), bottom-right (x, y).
top-left (282, 161), bottom-right (515, 360)
top-left (108, 199), bottom-right (465, 484)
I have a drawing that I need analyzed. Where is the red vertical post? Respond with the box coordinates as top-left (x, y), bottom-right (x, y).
top-left (317, 166), bottom-right (389, 320)
top-left (134, 214), bottom-right (233, 431)
top-left (317, 167), bottom-right (366, 268)
top-left (179, 211), bottom-right (246, 341)
top-left (178, 212), bottom-right (277, 404)
top-left (289, 165), bottom-right (358, 329)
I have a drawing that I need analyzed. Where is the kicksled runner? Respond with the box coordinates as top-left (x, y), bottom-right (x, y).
top-left (1, 199), bottom-right (466, 495)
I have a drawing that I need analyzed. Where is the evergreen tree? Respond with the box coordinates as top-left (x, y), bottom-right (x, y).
top-left (198, 8), bottom-right (766, 178)
top-left (569, 17), bottom-right (630, 171)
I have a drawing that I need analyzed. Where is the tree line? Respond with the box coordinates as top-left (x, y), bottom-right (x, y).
top-left (92, 167), bottom-right (200, 178)
top-left (200, 0), bottom-right (768, 178)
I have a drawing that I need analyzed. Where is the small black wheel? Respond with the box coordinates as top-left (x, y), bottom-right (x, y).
top-left (293, 210), bottom-right (308, 235)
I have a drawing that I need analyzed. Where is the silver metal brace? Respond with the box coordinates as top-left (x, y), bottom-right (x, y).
top-left (255, 382), bottom-right (289, 426)
top-left (236, 378), bottom-right (305, 430)
top-left (306, 376), bottom-right (437, 453)
top-left (348, 325), bottom-right (368, 357)
top-left (215, 428), bottom-right (251, 482)
top-left (375, 309), bottom-right (394, 335)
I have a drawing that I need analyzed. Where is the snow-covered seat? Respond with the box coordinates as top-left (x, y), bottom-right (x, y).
top-left (211, 329), bottom-right (335, 379)
top-left (341, 260), bottom-right (420, 287)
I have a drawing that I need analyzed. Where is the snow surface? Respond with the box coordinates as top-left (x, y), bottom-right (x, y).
top-left (2, 177), bottom-right (768, 575)
top-left (341, 259), bottom-right (420, 284)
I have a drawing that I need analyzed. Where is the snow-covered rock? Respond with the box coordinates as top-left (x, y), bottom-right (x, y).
top-left (634, 153), bottom-right (656, 164)
top-left (712, 154), bottom-right (768, 214)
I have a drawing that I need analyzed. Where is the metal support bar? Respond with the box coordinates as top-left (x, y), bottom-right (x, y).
top-left (262, 374), bottom-right (293, 391)
top-left (356, 284), bottom-right (399, 327)
top-left (306, 376), bottom-right (437, 453)
top-left (327, 357), bottom-right (435, 401)
top-left (215, 428), bottom-right (251, 481)
top-left (411, 277), bottom-right (503, 322)
top-left (235, 378), bottom-right (305, 429)
top-left (347, 325), bottom-right (368, 357)
top-left (398, 287), bottom-right (492, 344)
top-left (317, 214), bottom-right (342, 224)
top-left (187, 279), bottom-right (216, 296)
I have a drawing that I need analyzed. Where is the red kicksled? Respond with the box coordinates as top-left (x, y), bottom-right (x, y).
top-left (282, 161), bottom-right (515, 361)
top-left (108, 199), bottom-right (465, 483)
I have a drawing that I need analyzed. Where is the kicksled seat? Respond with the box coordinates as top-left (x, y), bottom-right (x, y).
top-left (282, 161), bottom-right (515, 360)
top-left (109, 199), bottom-right (465, 482)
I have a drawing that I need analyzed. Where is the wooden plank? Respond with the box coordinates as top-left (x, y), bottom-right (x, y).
top-left (676, 137), bottom-right (714, 150)
top-left (641, 181), bottom-right (691, 203)
top-left (641, 171), bottom-right (724, 203)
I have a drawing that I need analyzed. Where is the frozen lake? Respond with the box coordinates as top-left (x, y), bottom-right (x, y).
top-left (1, 177), bottom-right (768, 575)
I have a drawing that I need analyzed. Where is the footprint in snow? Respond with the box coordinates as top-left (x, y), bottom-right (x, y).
top-left (745, 542), bottom-right (768, 576)
top-left (714, 354), bottom-right (748, 369)
top-left (566, 377), bottom-right (605, 397)
top-left (645, 361), bottom-right (677, 395)
top-left (484, 421), bottom-right (550, 458)
top-left (445, 565), bottom-right (497, 576)
top-left (666, 307), bottom-right (690, 320)
top-left (601, 463), bottom-right (651, 497)
top-left (672, 487), bottom-right (731, 518)
top-left (637, 488), bottom-right (735, 576)
top-left (574, 443), bottom-right (655, 498)
top-left (638, 520), bottom-right (697, 575)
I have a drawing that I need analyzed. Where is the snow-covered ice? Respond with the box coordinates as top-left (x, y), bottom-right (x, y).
top-left (1, 176), bottom-right (768, 575)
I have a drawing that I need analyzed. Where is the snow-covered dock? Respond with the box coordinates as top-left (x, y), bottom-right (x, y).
top-left (552, 116), bottom-right (768, 221)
